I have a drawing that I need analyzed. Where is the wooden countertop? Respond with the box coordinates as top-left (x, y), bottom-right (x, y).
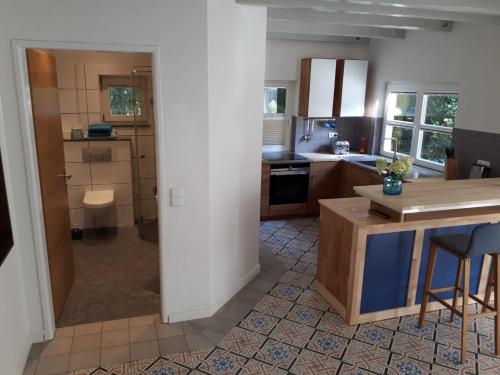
top-left (354, 178), bottom-right (500, 214)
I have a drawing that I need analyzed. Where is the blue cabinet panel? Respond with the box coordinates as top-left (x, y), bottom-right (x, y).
top-left (361, 231), bottom-right (414, 314)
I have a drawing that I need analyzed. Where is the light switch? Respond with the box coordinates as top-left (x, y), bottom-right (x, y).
top-left (169, 188), bottom-right (183, 207)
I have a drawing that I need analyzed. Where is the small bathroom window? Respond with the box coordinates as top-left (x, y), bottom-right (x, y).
top-left (100, 75), bottom-right (148, 123)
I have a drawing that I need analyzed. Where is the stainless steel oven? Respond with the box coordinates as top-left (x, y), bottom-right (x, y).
top-left (269, 163), bottom-right (310, 205)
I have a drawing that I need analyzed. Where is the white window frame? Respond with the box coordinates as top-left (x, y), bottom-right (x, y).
top-left (100, 75), bottom-right (149, 124)
top-left (380, 82), bottom-right (460, 171)
top-left (262, 80), bottom-right (295, 152)
top-left (263, 85), bottom-right (288, 119)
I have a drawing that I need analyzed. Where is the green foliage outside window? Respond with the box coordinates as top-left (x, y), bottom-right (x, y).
top-left (109, 87), bottom-right (143, 116)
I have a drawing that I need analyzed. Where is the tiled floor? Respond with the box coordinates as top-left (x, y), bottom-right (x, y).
top-left (24, 217), bottom-right (500, 374)
top-left (57, 226), bottom-right (161, 326)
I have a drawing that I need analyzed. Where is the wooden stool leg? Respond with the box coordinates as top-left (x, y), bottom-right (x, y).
top-left (451, 257), bottom-right (463, 322)
top-left (494, 254), bottom-right (500, 356)
top-left (483, 266), bottom-right (494, 312)
top-left (419, 244), bottom-right (438, 328)
top-left (460, 258), bottom-right (470, 364)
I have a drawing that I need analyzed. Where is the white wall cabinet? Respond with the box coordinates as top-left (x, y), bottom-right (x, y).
top-left (299, 58), bottom-right (337, 118)
top-left (334, 60), bottom-right (368, 117)
top-left (298, 58), bottom-right (368, 118)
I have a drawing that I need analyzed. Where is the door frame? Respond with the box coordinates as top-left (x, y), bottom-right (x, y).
top-left (11, 39), bottom-right (167, 340)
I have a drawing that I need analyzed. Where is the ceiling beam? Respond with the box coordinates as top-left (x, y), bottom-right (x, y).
top-left (267, 19), bottom-right (406, 39)
top-left (267, 7), bottom-right (451, 31)
top-left (267, 32), bottom-right (370, 44)
top-left (237, 0), bottom-right (500, 24)
top-left (360, 0), bottom-right (500, 15)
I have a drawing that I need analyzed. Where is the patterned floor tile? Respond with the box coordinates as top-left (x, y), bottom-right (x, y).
top-left (284, 222), bottom-right (308, 232)
top-left (279, 271), bottom-right (314, 289)
top-left (286, 239), bottom-right (314, 251)
top-left (391, 332), bottom-right (437, 363)
top-left (269, 319), bottom-right (315, 347)
top-left (296, 289), bottom-right (330, 312)
top-left (276, 256), bottom-right (298, 269)
top-left (260, 233), bottom-right (272, 241)
top-left (279, 247), bottom-right (306, 260)
top-left (306, 330), bottom-right (348, 359)
top-left (264, 220), bottom-right (288, 229)
top-left (265, 235), bottom-right (291, 247)
top-left (238, 359), bottom-right (288, 374)
top-left (338, 362), bottom-right (380, 374)
top-left (285, 304), bottom-right (323, 327)
top-left (196, 348), bottom-right (247, 374)
top-left (476, 352), bottom-right (500, 375)
top-left (238, 311), bottom-right (279, 335)
top-left (254, 338), bottom-right (300, 370)
top-left (302, 226), bottom-right (319, 235)
top-left (268, 283), bottom-right (303, 302)
top-left (168, 347), bottom-right (213, 369)
top-left (434, 343), bottom-right (478, 373)
top-left (260, 225), bottom-right (278, 235)
top-left (295, 232), bottom-right (318, 243)
top-left (343, 340), bottom-right (391, 374)
top-left (386, 352), bottom-right (432, 375)
top-left (316, 311), bottom-right (358, 340)
top-left (354, 324), bottom-right (395, 349)
top-left (289, 348), bottom-right (341, 374)
top-left (253, 295), bottom-right (294, 319)
top-left (217, 327), bottom-right (266, 357)
top-left (300, 251), bottom-right (318, 265)
top-left (292, 261), bottom-right (317, 276)
top-left (274, 228), bottom-right (300, 239)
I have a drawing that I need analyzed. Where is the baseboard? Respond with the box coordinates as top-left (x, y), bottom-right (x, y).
top-left (167, 263), bottom-right (261, 323)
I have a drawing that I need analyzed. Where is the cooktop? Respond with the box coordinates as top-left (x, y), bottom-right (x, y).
top-left (262, 152), bottom-right (310, 162)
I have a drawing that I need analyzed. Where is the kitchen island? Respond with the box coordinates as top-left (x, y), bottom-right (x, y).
top-left (317, 178), bottom-right (500, 325)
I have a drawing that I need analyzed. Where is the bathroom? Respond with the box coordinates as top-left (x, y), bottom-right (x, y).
top-left (26, 49), bottom-right (160, 327)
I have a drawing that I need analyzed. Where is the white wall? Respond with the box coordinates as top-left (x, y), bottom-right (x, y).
top-left (367, 22), bottom-right (500, 134)
top-left (207, 1), bottom-right (267, 309)
top-left (265, 39), bottom-right (369, 82)
top-left (0, 252), bottom-right (30, 375)
top-left (0, 1), bottom-right (212, 371)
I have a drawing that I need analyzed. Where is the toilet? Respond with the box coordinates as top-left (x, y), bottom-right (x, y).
top-left (83, 190), bottom-right (115, 221)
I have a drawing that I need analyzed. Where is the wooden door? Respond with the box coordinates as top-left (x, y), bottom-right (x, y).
top-left (27, 49), bottom-right (74, 320)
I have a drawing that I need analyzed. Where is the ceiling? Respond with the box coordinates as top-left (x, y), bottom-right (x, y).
top-left (236, 0), bottom-right (500, 41)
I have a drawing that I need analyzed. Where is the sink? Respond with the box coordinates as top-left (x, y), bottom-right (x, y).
top-left (354, 160), bottom-right (378, 168)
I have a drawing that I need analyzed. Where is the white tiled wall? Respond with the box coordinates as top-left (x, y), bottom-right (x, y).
top-left (54, 51), bottom-right (157, 225)
top-left (64, 140), bottom-right (134, 229)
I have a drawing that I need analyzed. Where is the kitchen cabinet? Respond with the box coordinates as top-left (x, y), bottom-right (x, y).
top-left (341, 163), bottom-right (383, 198)
top-left (308, 161), bottom-right (341, 214)
top-left (298, 58), bottom-right (337, 118)
top-left (260, 164), bottom-right (270, 217)
top-left (333, 60), bottom-right (368, 117)
top-left (298, 58), bottom-right (368, 118)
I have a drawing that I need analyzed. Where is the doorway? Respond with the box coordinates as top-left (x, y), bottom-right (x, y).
top-left (16, 43), bottom-right (165, 337)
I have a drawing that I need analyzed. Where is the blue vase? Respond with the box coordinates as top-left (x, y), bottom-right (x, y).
top-left (383, 175), bottom-right (403, 195)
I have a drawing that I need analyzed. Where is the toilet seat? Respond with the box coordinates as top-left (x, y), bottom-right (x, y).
top-left (83, 190), bottom-right (114, 208)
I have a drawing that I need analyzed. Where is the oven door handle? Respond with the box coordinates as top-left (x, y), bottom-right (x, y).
top-left (271, 169), bottom-right (310, 176)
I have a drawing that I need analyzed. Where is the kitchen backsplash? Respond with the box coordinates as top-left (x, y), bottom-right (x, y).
top-left (452, 128), bottom-right (500, 178)
top-left (292, 116), bottom-right (383, 154)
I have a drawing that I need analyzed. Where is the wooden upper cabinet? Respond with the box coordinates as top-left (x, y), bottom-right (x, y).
top-left (299, 58), bottom-right (368, 118)
top-left (299, 58), bottom-right (337, 118)
top-left (333, 60), bottom-right (368, 117)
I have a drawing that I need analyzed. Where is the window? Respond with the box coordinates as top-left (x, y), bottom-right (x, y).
top-left (264, 87), bottom-right (286, 116)
top-left (381, 83), bottom-right (459, 170)
top-left (101, 76), bottom-right (148, 123)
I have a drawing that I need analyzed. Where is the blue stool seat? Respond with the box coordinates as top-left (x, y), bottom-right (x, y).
top-left (431, 234), bottom-right (470, 256)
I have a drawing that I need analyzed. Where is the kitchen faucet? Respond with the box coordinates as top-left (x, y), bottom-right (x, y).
top-left (384, 137), bottom-right (398, 161)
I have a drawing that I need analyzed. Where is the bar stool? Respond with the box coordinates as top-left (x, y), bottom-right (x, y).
top-left (418, 223), bottom-right (500, 363)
